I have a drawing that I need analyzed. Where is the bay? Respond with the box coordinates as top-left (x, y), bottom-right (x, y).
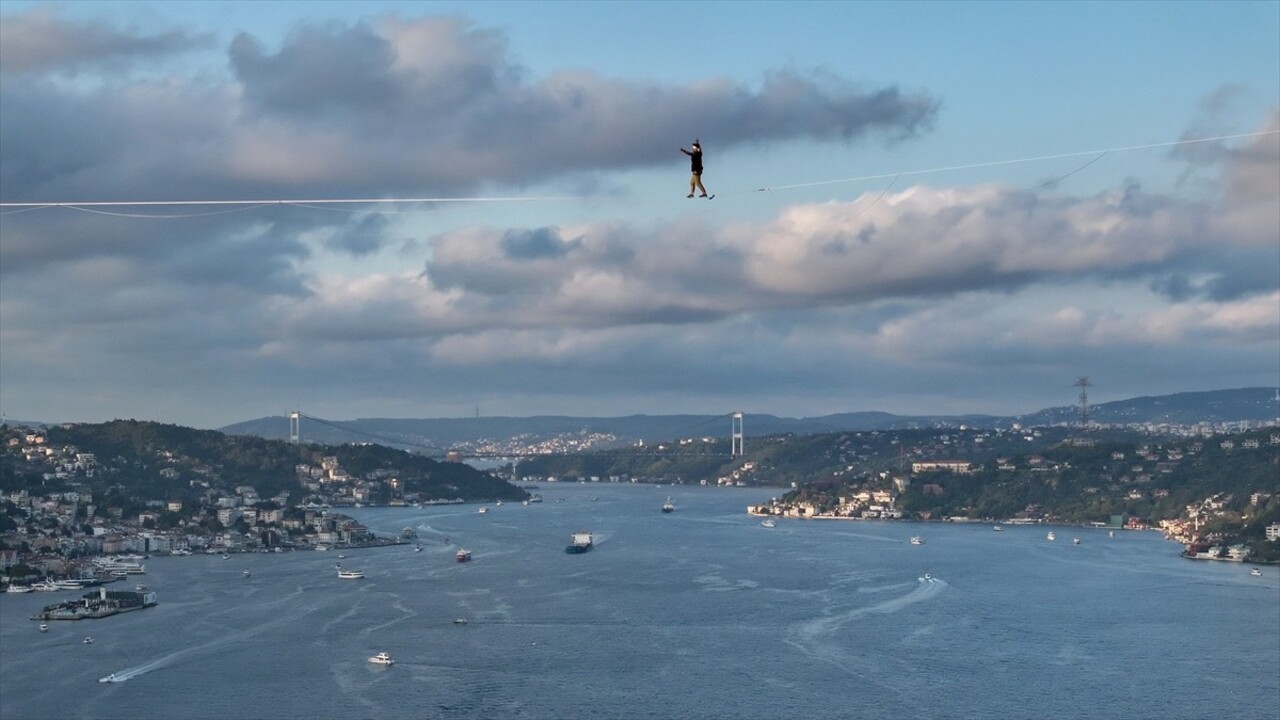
top-left (2, 483), bottom-right (1277, 720)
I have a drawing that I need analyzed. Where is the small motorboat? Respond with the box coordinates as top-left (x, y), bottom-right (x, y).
top-left (1072, 538), bottom-right (1081, 545)
top-left (453, 618), bottom-right (469, 625)
top-left (83, 636), bottom-right (94, 644)
top-left (922, 573), bottom-right (932, 581)
top-left (243, 570), bottom-right (251, 577)
top-left (368, 652), bottom-right (394, 666)
top-left (1250, 568), bottom-right (1262, 577)
top-left (38, 623), bottom-right (48, 632)
top-left (99, 673), bottom-right (119, 683)
top-left (761, 518), bottom-right (776, 528)
top-left (910, 536), bottom-right (924, 545)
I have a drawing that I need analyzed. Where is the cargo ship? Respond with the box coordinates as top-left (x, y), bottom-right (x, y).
top-left (31, 587), bottom-right (157, 621)
top-left (565, 531), bottom-right (594, 554)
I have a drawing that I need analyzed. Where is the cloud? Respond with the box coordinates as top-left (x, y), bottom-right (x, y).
top-left (0, 6), bottom-right (211, 76)
top-left (1, 10), bottom-right (1275, 426)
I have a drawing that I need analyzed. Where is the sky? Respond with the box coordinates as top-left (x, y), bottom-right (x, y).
top-left (0, 1), bottom-right (1277, 429)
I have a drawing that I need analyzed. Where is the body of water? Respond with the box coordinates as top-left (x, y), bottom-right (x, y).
top-left (2, 483), bottom-right (1277, 719)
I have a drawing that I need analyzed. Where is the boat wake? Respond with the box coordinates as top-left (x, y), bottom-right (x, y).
top-left (786, 577), bottom-right (948, 672)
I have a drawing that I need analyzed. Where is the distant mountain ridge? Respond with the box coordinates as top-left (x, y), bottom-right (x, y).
top-left (218, 387), bottom-right (1278, 453)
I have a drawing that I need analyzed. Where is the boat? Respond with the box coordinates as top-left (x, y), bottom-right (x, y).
top-left (337, 569), bottom-right (365, 579)
top-left (414, 543), bottom-right (423, 553)
top-left (456, 549), bottom-right (472, 563)
top-left (1250, 568), bottom-right (1262, 577)
top-left (38, 623), bottom-right (48, 632)
top-left (662, 497), bottom-right (675, 513)
top-left (565, 531), bottom-right (594, 554)
top-left (761, 518), bottom-right (776, 528)
top-left (453, 618), bottom-right (469, 625)
top-left (478, 507), bottom-right (489, 514)
top-left (83, 636), bottom-right (93, 644)
top-left (243, 570), bottom-right (251, 577)
top-left (923, 573), bottom-right (932, 581)
top-left (99, 673), bottom-right (120, 683)
top-left (7, 585), bottom-right (33, 593)
top-left (1072, 538), bottom-right (1081, 545)
top-left (1046, 531), bottom-right (1056, 541)
top-left (910, 536), bottom-right (924, 545)
top-left (993, 525), bottom-right (1003, 532)
top-left (368, 652), bottom-right (394, 666)
top-left (337, 554), bottom-right (347, 559)
top-left (1109, 531), bottom-right (1116, 538)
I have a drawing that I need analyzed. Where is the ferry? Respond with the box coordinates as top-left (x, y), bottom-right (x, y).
top-left (456, 549), bottom-right (472, 563)
top-left (662, 497), bottom-right (675, 513)
top-left (565, 531), bottom-right (594, 554)
top-left (910, 536), bottom-right (924, 545)
top-left (368, 652), bottom-right (394, 666)
top-left (337, 569), bottom-right (365, 579)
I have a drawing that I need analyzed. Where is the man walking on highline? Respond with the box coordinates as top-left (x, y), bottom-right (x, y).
top-left (680, 139), bottom-right (710, 198)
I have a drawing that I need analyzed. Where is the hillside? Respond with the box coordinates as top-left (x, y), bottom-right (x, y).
top-left (0, 420), bottom-right (527, 504)
top-left (219, 387), bottom-right (1278, 455)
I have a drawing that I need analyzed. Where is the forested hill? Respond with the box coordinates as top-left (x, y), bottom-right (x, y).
top-left (1, 420), bottom-right (526, 503)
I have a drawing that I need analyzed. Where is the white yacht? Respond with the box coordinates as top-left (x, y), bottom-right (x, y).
top-left (368, 652), bottom-right (394, 666)
top-left (337, 569), bottom-right (365, 579)
top-left (910, 536), bottom-right (924, 545)
top-left (1046, 531), bottom-right (1056, 541)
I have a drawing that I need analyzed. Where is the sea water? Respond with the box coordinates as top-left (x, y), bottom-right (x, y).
top-left (1, 483), bottom-right (1277, 720)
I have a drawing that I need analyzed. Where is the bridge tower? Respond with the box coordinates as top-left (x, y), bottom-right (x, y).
top-left (731, 412), bottom-right (745, 457)
top-left (289, 411), bottom-right (300, 444)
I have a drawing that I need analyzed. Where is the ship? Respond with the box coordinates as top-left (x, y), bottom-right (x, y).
top-left (456, 549), bottom-right (472, 563)
top-left (337, 569), bottom-right (365, 579)
top-left (565, 531), bottom-right (594, 554)
top-left (662, 497), bottom-right (675, 513)
top-left (31, 587), bottom-right (158, 622)
top-left (1046, 531), bottom-right (1056, 541)
top-left (368, 652), bottom-right (394, 666)
top-left (910, 536), bottom-right (924, 545)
